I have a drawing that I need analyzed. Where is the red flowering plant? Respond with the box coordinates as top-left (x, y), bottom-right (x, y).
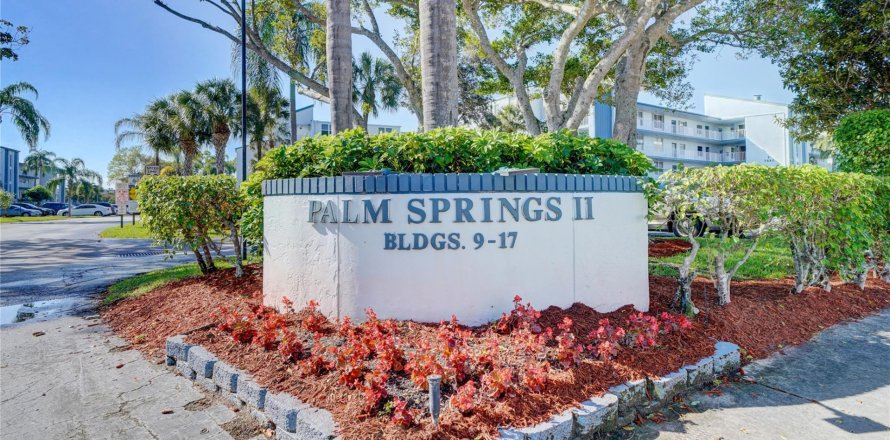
top-left (437, 316), bottom-right (472, 383)
top-left (361, 363), bottom-right (390, 413)
top-left (587, 318), bottom-right (626, 361)
top-left (555, 317), bottom-right (584, 368)
top-left (451, 380), bottom-right (477, 414)
top-left (481, 366), bottom-right (514, 399)
top-left (659, 312), bottom-right (693, 334)
top-left (278, 328), bottom-right (304, 362)
top-left (625, 312), bottom-right (660, 348)
top-left (495, 295), bottom-right (543, 334)
top-left (215, 307), bottom-right (256, 343)
top-left (521, 361), bottom-right (550, 392)
top-left (390, 398), bottom-right (414, 427)
top-left (252, 310), bottom-right (287, 351)
top-left (405, 340), bottom-right (446, 389)
top-left (299, 333), bottom-right (333, 376)
top-left (300, 299), bottom-right (328, 333)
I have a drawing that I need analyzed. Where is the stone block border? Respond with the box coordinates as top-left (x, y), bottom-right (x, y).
top-left (499, 340), bottom-right (741, 439)
top-left (166, 336), bottom-right (740, 440)
top-left (165, 335), bottom-right (338, 440)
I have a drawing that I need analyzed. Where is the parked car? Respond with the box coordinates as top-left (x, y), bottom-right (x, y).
top-left (59, 204), bottom-right (113, 217)
top-left (42, 202), bottom-right (68, 214)
top-left (95, 202), bottom-right (118, 214)
top-left (12, 202), bottom-right (54, 216)
top-left (1, 205), bottom-right (38, 217)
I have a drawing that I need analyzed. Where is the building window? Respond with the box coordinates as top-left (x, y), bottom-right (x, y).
top-left (635, 138), bottom-right (643, 150)
top-left (378, 127), bottom-right (394, 133)
top-left (320, 123), bottom-right (331, 135)
top-left (653, 114), bottom-right (664, 129)
top-left (653, 137), bottom-right (663, 151)
top-left (653, 160), bottom-right (664, 171)
top-left (696, 124), bottom-right (703, 135)
top-left (637, 111), bottom-right (644, 126)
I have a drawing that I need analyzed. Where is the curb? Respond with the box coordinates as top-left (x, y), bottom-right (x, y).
top-left (165, 336), bottom-right (339, 439)
top-left (498, 341), bottom-right (741, 439)
top-left (167, 336), bottom-right (740, 440)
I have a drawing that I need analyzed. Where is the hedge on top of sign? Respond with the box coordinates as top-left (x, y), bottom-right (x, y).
top-left (240, 128), bottom-right (653, 244)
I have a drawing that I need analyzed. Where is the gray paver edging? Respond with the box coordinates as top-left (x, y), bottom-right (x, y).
top-left (166, 336), bottom-right (739, 440)
top-left (499, 341), bottom-right (741, 439)
top-left (165, 336), bottom-right (339, 439)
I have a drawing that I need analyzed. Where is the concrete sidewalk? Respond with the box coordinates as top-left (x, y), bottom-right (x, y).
top-left (0, 315), bottom-right (262, 440)
top-left (607, 308), bottom-right (890, 439)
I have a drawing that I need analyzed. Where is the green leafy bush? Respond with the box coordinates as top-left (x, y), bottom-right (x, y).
top-left (0, 190), bottom-right (12, 210)
top-left (23, 185), bottom-right (52, 203)
top-left (241, 128), bottom-right (652, 243)
top-left (139, 175), bottom-right (245, 276)
top-left (834, 109), bottom-right (890, 176)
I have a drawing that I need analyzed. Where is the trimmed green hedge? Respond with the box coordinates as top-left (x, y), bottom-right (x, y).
top-left (241, 128), bottom-right (652, 243)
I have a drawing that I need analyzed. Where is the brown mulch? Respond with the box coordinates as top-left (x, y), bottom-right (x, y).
top-left (103, 267), bottom-right (890, 439)
top-left (648, 239), bottom-right (693, 258)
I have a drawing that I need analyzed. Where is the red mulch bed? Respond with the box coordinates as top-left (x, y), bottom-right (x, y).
top-left (648, 239), bottom-right (692, 258)
top-left (103, 265), bottom-right (890, 439)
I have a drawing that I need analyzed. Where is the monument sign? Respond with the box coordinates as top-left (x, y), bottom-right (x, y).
top-left (263, 173), bottom-right (649, 325)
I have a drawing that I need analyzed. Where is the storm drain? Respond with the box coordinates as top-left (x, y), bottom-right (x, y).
top-left (116, 250), bottom-right (165, 258)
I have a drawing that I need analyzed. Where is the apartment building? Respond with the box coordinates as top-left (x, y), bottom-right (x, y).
top-left (236, 104), bottom-right (402, 182)
top-left (1, 146), bottom-right (20, 196)
top-left (591, 94), bottom-right (815, 176)
top-left (492, 93), bottom-right (817, 175)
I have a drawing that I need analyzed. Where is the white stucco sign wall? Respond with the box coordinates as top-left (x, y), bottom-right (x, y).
top-left (263, 173), bottom-right (649, 325)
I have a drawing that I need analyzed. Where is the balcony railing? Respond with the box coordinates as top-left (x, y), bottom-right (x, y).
top-left (640, 146), bottom-right (746, 163)
top-left (638, 120), bottom-right (747, 141)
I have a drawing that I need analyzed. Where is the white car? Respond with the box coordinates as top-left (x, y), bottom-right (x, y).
top-left (60, 204), bottom-right (113, 217)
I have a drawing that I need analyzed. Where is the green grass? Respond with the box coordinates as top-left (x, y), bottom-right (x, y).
top-left (649, 233), bottom-right (794, 280)
top-left (104, 260), bottom-right (234, 305)
top-left (0, 215), bottom-right (69, 223)
top-left (100, 223), bottom-right (152, 239)
top-left (105, 263), bottom-right (203, 304)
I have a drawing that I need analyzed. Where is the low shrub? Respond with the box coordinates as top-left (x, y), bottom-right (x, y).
top-left (138, 175), bottom-right (245, 276)
top-left (240, 128), bottom-right (652, 244)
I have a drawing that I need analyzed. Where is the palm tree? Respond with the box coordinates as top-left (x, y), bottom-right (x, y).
top-left (0, 82), bottom-right (50, 149)
top-left (115, 98), bottom-right (178, 166)
top-left (23, 149), bottom-right (57, 181)
top-left (418, 0), bottom-right (458, 130)
top-left (352, 52), bottom-right (402, 131)
top-left (195, 78), bottom-right (241, 175)
top-left (168, 91), bottom-right (208, 176)
top-left (247, 85), bottom-right (289, 161)
top-left (47, 158), bottom-right (102, 216)
top-left (326, 0), bottom-right (354, 133)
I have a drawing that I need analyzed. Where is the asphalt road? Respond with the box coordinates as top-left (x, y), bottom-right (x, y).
top-left (0, 217), bottom-right (256, 439)
top-left (0, 216), bottom-right (190, 311)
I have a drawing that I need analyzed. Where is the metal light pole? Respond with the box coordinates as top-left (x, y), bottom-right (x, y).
top-left (240, 0), bottom-right (249, 260)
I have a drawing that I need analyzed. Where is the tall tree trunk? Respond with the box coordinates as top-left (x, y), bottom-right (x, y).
top-left (673, 235), bottom-right (700, 316)
top-left (419, 0), bottom-right (458, 130)
top-left (181, 140), bottom-right (196, 176)
top-left (327, 0), bottom-right (354, 133)
top-left (612, 40), bottom-right (648, 146)
top-left (212, 130), bottom-right (229, 175)
top-left (290, 81), bottom-right (298, 143)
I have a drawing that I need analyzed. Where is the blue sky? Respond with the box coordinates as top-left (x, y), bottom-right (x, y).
top-left (1, 1), bottom-right (793, 185)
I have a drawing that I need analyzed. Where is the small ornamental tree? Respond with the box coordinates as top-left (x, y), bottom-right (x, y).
top-left (695, 165), bottom-right (777, 305)
top-left (773, 166), bottom-right (876, 292)
top-left (22, 185), bottom-right (52, 203)
top-left (138, 175), bottom-right (245, 276)
top-left (655, 167), bottom-right (706, 316)
top-left (834, 110), bottom-right (890, 176)
top-left (0, 189), bottom-right (13, 210)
